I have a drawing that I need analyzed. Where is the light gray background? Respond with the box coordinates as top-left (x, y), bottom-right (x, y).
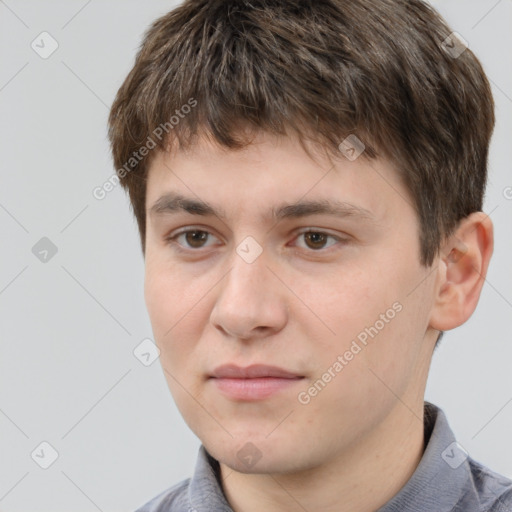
top-left (0, 1), bottom-right (510, 511)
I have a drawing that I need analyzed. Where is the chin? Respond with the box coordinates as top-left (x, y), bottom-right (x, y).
top-left (206, 435), bottom-right (310, 476)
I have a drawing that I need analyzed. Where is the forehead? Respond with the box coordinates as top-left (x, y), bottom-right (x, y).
top-left (145, 132), bottom-right (413, 226)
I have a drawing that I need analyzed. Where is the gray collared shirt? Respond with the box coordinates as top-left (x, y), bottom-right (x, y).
top-left (135, 402), bottom-right (512, 511)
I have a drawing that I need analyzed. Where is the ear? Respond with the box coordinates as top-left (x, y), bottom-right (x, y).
top-left (429, 212), bottom-right (494, 331)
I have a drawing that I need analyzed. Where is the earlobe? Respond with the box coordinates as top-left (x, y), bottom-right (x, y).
top-left (429, 212), bottom-right (494, 332)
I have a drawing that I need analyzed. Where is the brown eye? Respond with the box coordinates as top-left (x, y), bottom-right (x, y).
top-left (295, 230), bottom-right (342, 251)
top-left (304, 232), bottom-right (329, 250)
top-left (168, 229), bottom-right (219, 250)
top-left (184, 230), bottom-right (209, 248)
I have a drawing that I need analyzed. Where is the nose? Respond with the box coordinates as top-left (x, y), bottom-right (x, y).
top-left (209, 250), bottom-right (288, 341)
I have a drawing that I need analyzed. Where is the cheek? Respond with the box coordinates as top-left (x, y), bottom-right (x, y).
top-left (302, 266), bottom-right (388, 346)
top-left (144, 259), bottom-right (202, 361)
top-left (339, 266), bottom-right (433, 399)
top-left (304, 259), bottom-right (419, 377)
top-left (144, 261), bottom-right (214, 430)
top-left (145, 259), bottom-right (176, 337)
top-left (145, 252), bottom-right (203, 325)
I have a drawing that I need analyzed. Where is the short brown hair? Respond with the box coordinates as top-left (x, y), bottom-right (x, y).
top-left (108, 0), bottom-right (494, 267)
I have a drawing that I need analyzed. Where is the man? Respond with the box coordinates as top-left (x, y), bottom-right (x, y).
top-left (108, 0), bottom-right (512, 510)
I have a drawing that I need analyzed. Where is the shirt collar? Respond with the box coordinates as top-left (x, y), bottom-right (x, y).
top-left (188, 444), bottom-right (233, 511)
top-left (377, 401), bottom-right (471, 512)
top-left (187, 402), bottom-right (471, 512)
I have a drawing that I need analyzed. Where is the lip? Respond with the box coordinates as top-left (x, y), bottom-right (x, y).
top-left (209, 364), bottom-right (305, 401)
top-left (210, 364), bottom-right (303, 379)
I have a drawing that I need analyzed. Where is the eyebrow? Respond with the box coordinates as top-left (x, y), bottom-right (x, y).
top-left (148, 192), bottom-right (376, 223)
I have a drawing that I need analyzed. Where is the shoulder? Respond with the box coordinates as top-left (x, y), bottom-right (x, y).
top-left (466, 457), bottom-right (512, 511)
top-left (134, 477), bottom-right (191, 512)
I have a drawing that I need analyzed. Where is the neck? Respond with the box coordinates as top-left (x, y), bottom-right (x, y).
top-left (218, 401), bottom-right (426, 512)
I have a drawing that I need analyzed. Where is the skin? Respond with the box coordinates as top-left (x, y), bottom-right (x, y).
top-left (143, 131), bottom-right (493, 512)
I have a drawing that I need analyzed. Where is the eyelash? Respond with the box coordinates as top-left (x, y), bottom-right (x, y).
top-left (165, 228), bottom-right (347, 254)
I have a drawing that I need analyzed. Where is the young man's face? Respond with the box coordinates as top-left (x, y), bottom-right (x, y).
top-left (144, 131), bottom-right (440, 474)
